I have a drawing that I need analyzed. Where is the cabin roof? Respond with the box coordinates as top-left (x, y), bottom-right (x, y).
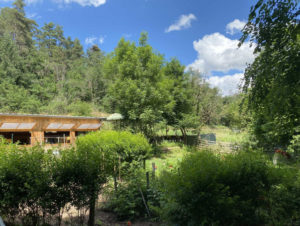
top-left (0, 113), bottom-right (107, 120)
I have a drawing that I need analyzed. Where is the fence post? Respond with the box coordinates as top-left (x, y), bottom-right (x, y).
top-left (152, 162), bottom-right (156, 179)
top-left (118, 156), bottom-right (121, 181)
top-left (114, 164), bottom-right (118, 192)
top-left (114, 176), bottom-right (118, 192)
top-left (146, 172), bottom-right (150, 189)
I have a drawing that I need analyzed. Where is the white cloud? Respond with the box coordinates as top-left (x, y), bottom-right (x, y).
top-left (4, 0), bottom-right (106, 7)
top-left (53, 0), bottom-right (106, 7)
top-left (99, 36), bottom-right (104, 44)
top-left (85, 36), bottom-right (97, 45)
top-left (62, 0), bottom-right (106, 7)
top-left (26, 0), bottom-right (41, 4)
top-left (27, 13), bottom-right (37, 18)
top-left (5, 0), bottom-right (43, 4)
top-left (165, 13), bottom-right (196, 33)
top-left (122, 33), bottom-right (132, 39)
top-left (27, 12), bottom-right (41, 19)
top-left (226, 19), bottom-right (246, 35)
top-left (188, 28), bottom-right (255, 96)
top-left (207, 73), bottom-right (243, 96)
top-left (188, 32), bottom-right (255, 74)
top-left (2, 0), bottom-right (40, 3)
top-left (85, 35), bottom-right (105, 45)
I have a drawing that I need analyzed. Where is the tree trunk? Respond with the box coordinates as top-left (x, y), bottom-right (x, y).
top-left (180, 128), bottom-right (187, 144)
top-left (88, 194), bottom-right (96, 226)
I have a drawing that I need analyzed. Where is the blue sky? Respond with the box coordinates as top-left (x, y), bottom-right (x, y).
top-left (0, 0), bottom-right (257, 95)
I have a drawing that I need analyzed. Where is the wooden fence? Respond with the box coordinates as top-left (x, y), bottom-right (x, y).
top-left (151, 133), bottom-right (217, 146)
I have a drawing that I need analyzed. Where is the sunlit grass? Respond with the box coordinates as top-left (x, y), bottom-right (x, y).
top-left (147, 126), bottom-right (249, 175)
top-left (146, 143), bottom-right (188, 175)
top-left (156, 129), bottom-right (196, 136)
top-left (155, 126), bottom-right (249, 144)
top-left (201, 125), bottom-right (249, 143)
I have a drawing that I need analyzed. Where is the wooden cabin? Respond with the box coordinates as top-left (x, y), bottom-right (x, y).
top-left (0, 113), bottom-right (106, 146)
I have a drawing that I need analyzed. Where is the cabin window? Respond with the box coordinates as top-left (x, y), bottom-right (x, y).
top-left (44, 131), bottom-right (70, 144)
top-left (0, 132), bottom-right (31, 145)
top-left (75, 131), bottom-right (89, 137)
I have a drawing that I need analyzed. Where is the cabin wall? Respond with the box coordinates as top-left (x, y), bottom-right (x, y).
top-left (0, 115), bottom-right (103, 146)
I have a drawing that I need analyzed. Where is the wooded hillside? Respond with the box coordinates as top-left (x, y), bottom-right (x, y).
top-left (0, 0), bottom-right (243, 135)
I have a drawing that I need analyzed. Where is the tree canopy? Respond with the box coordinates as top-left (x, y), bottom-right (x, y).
top-left (240, 0), bottom-right (300, 147)
top-left (0, 0), bottom-right (245, 137)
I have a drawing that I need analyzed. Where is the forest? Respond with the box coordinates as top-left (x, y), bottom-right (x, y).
top-left (0, 0), bottom-right (299, 225)
top-left (0, 0), bottom-right (246, 135)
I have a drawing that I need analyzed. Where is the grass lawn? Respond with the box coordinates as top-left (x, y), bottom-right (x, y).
top-left (147, 126), bottom-right (249, 174)
top-left (156, 125), bottom-right (248, 143)
top-left (146, 141), bottom-right (189, 175)
top-left (201, 125), bottom-right (248, 143)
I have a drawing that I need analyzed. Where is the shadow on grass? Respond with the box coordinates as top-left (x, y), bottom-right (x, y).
top-left (151, 142), bottom-right (184, 159)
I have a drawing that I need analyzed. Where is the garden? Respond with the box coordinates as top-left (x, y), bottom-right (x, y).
top-left (0, 0), bottom-right (299, 225)
top-left (0, 127), bottom-right (299, 226)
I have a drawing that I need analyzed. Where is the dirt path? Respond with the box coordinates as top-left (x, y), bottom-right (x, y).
top-left (94, 210), bottom-right (160, 226)
top-left (60, 205), bottom-right (160, 226)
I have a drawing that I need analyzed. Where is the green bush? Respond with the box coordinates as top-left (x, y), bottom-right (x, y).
top-left (88, 130), bottom-right (152, 175)
top-left (287, 134), bottom-right (300, 157)
top-left (104, 169), bottom-right (161, 221)
top-left (266, 166), bottom-right (300, 225)
top-left (0, 140), bottom-right (55, 225)
top-left (67, 101), bottom-right (93, 116)
top-left (0, 130), bottom-right (152, 226)
top-left (94, 131), bottom-right (156, 220)
top-left (158, 150), bottom-right (282, 225)
top-left (1, 133), bottom-right (299, 226)
top-left (61, 130), bottom-right (151, 226)
top-left (50, 130), bottom-right (152, 225)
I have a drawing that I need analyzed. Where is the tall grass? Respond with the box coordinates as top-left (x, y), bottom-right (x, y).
top-left (201, 125), bottom-right (249, 143)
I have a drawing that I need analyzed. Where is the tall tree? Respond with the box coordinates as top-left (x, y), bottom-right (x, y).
top-left (85, 45), bottom-right (106, 104)
top-left (220, 94), bottom-right (248, 129)
top-left (163, 59), bottom-right (197, 137)
top-left (0, 0), bottom-right (36, 53)
top-left (105, 33), bottom-right (171, 136)
top-left (240, 0), bottom-right (300, 147)
top-left (189, 69), bottom-right (222, 126)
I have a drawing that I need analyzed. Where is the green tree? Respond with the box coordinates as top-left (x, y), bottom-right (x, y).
top-left (37, 22), bottom-right (65, 54)
top-left (0, 34), bottom-right (47, 113)
top-left (240, 0), bottom-right (300, 147)
top-left (220, 94), bottom-right (248, 129)
top-left (163, 59), bottom-right (198, 137)
top-left (189, 69), bottom-right (222, 126)
top-left (0, 0), bottom-right (36, 53)
top-left (105, 33), bottom-right (171, 137)
top-left (85, 45), bottom-right (106, 105)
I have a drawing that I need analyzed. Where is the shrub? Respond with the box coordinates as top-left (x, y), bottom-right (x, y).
top-left (67, 101), bottom-right (93, 116)
top-left (287, 134), bottom-right (300, 158)
top-left (159, 150), bottom-right (281, 225)
top-left (94, 131), bottom-right (155, 220)
top-left (267, 166), bottom-right (300, 225)
top-left (0, 141), bottom-right (55, 225)
top-left (104, 169), bottom-right (161, 221)
top-left (65, 130), bottom-right (152, 226)
top-left (0, 130), bottom-right (152, 226)
top-left (89, 130), bottom-right (152, 175)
